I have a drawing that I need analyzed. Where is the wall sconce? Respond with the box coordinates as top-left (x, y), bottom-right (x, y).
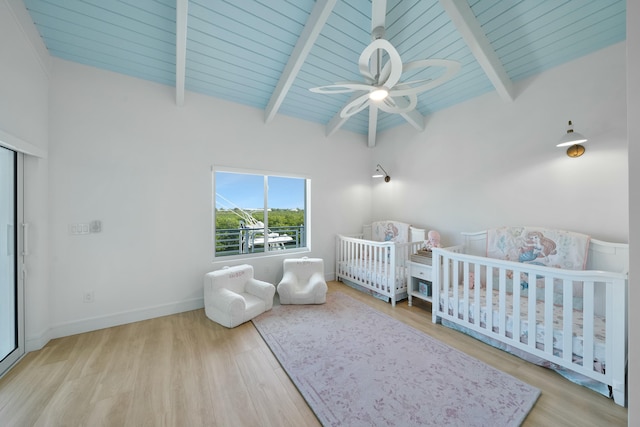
top-left (372, 164), bottom-right (391, 182)
top-left (557, 120), bottom-right (587, 158)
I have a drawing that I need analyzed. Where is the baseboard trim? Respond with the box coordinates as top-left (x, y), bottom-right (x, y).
top-left (26, 329), bottom-right (53, 352)
top-left (26, 298), bottom-right (204, 351)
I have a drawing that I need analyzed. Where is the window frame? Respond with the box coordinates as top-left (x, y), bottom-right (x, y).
top-left (212, 166), bottom-right (310, 261)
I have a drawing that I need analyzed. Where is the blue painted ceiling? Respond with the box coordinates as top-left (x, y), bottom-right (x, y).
top-left (23, 0), bottom-right (626, 142)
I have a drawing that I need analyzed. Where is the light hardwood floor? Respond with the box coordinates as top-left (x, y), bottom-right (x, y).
top-left (0, 281), bottom-right (627, 426)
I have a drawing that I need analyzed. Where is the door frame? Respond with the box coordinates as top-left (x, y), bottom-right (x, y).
top-left (0, 149), bottom-right (25, 377)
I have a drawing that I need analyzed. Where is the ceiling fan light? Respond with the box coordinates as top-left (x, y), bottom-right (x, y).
top-left (369, 88), bottom-right (389, 101)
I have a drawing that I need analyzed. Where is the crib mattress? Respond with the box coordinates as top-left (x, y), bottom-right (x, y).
top-left (439, 286), bottom-right (606, 367)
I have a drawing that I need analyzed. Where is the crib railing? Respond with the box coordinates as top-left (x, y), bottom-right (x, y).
top-left (432, 246), bottom-right (628, 405)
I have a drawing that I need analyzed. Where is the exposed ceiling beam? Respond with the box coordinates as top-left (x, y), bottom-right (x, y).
top-left (439, 0), bottom-right (514, 102)
top-left (401, 108), bottom-right (425, 131)
top-left (264, 0), bottom-right (338, 123)
top-left (175, 0), bottom-right (188, 106)
top-left (366, 0), bottom-right (386, 147)
top-left (390, 96), bottom-right (426, 131)
top-left (371, 0), bottom-right (387, 30)
top-left (326, 108), bottom-right (349, 138)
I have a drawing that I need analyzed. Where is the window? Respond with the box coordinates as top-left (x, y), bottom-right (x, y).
top-left (213, 169), bottom-right (308, 258)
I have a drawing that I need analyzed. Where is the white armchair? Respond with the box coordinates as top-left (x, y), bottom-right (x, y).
top-left (204, 264), bottom-right (275, 328)
top-left (277, 257), bottom-right (327, 304)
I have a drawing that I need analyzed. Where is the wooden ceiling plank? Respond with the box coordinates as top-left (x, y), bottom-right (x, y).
top-left (264, 0), bottom-right (338, 123)
top-left (175, 0), bottom-right (188, 106)
top-left (439, 0), bottom-right (514, 102)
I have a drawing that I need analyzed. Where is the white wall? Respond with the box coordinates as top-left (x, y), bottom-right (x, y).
top-left (0, 0), bottom-right (49, 147)
top-left (372, 42), bottom-right (628, 247)
top-left (0, 0), bottom-right (51, 351)
top-left (46, 58), bottom-right (373, 338)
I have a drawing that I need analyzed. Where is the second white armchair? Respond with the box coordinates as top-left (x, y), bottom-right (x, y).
top-left (278, 257), bottom-right (327, 304)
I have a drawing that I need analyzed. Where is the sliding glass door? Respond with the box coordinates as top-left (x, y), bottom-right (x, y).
top-left (0, 146), bottom-right (24, 376)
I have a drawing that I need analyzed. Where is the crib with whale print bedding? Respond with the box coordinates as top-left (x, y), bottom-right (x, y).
top-left (431, 227), bottom-right (628, 406)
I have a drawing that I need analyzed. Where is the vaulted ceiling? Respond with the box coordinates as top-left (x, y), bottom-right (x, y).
top-left (23, 0), bottom-right (626, 146)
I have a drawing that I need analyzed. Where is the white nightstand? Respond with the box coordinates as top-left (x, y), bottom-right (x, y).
top-left (408, 260), bottom-right (433, 307)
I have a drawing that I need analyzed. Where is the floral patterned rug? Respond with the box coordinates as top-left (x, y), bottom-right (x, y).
top-left (252, 292), bottom-right (540, 427)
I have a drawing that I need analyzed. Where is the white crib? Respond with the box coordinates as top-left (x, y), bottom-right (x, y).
top-left (335, 222), bottom-right (425, 306)
top-left (431, 229), bottom-right (628, 406)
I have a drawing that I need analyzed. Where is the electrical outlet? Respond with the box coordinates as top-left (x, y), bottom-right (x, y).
top-left (83, 291), bottom-right (94, 303)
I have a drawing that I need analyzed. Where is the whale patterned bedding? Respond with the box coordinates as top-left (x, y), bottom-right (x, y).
top-left (440, 284), bottom-right (606, 369)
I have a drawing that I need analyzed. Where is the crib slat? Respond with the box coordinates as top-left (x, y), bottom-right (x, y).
top-left (356, 240), bottom-right (362, 283)
top-left (583, 280), bottom-right (595, 371)
top-left (462, 262), bottom-right (469, 322)
top-left (562, 279), bottom-right (573, 363)
top-left (527, 269), bottom-right (537, 348)
top-left (472, 263), bottom-right (481, 328)
top-left (451, 264), bottom-right (464, 319)
top-left (544, 276), bottom-right (554, 353)
top-left (513, 269), bottom-right (521, 342)
top-left (486, 269), bottom-right (494, 332)
top-left (447, 260), bottom-right (460, 310)
top-left (380, 245), bottom-right (386, 291)
top-left (377, 245), bottom-right (382, 290)
top-left (442, 255), bottom-right (451, 319)
top-left (432, 251), bottom-right (440, 323)
top-left (370, 244), bottom-right (375, 286)
top-left (350, 239), bottom-right (356, 280)
top-left (498, 268), bottom-right (507, 338)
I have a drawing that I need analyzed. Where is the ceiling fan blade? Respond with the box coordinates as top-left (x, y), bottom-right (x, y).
top-left (376, 93), bottom-right (418, 114)
top-left (358, 39), bottom-right (403, 88)
top-left (388, 59), bottom-right (461, 97)
top-left (310, 82), bottom-right (376, 94)
top-left (340, 92), bottom-right (371, 118)
top-left (377, 51), bottom-right (405, 89)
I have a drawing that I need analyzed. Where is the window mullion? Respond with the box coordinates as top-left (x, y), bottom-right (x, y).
top-left (264, 176), bottom-right (269, 252)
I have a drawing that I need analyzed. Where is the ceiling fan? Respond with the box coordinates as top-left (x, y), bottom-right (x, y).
top-left (310, 0), bottom-right (460, 141)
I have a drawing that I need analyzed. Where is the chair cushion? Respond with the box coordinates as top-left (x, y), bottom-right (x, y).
top-left (240, 292), bottom-right (267, 321)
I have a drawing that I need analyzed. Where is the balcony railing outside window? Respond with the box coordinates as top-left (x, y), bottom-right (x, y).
top-left (215, 225), bottom-right (305, 256)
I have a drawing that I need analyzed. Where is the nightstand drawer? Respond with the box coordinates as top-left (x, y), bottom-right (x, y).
top-left (410, 262), bottom-right (432, 282)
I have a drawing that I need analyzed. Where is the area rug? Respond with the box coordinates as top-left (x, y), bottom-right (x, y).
top-left (252, 292), bottom-right (540, 427)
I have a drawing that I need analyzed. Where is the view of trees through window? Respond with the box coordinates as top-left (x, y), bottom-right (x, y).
top-left (214, 170), bottom-right (307, 257)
